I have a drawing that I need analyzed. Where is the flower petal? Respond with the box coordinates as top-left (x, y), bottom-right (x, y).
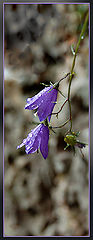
top-left (17, 124), bottom-right (49, 159)
top-left (40, 125), bottom-right (49, 159)
top-left (17, 124), bottom-right (42, 151)
top-left (17, 141), bottom-right (25, 149)
top-left (25, 86), bottom-right (58, 121)
top-left (26, 134), bottom-right (41, 154)
top-left (25, 86), bottom-right (52, 110)
top-left (37, 88), bottom-right (58, 121)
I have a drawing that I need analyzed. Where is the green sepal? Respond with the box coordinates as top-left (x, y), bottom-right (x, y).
top-left (64, 143), bottom-right (69, 150)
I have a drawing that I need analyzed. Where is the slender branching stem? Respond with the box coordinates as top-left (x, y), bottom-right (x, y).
top-left (58, 72), bottom-right (70, 84)
top-left (51, 99), bottom-right (68, 117)
top-left (68, 11), bottom-right (89, 132)
top-left (52, 119), bottom-right (70, 129)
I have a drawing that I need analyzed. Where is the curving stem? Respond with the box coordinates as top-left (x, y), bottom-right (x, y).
top-left (68, 11), bottom-right (89, 132)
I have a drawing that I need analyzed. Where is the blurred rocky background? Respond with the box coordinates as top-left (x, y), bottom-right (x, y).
top-left (4, 3), bottom-right (89, 236)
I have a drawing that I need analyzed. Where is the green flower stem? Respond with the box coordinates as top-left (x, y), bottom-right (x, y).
top-left (68, 11), bottom-right (89, 131)
top-left (58, 72), bottom-right (70, 84)
top-left (51, 98), bottom-right (68, 116)
top-left (52, 119), bottom-right (70, 129)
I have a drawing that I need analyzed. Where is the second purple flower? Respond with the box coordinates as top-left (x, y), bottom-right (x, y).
top-left (25, 86), bottom-right (58, 122)
top-left (17, 123), bottom-right (49, 159)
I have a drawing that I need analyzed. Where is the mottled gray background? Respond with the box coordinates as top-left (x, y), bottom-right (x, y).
top-left (4, 3), bottom-right (89, 236)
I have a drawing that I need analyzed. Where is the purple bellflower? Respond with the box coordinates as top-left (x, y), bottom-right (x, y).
top-left (25, 85), bottom-right (58, 122)
top-left (17, 123), bottom-right (49, 159)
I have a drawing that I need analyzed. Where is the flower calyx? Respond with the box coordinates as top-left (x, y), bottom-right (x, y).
top-left (64, 130), bottom-right (87, 150)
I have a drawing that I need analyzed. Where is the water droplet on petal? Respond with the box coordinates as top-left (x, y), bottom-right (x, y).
top-left (81, 36), bottom-right (84, 40)
top-left (71, 44), bottom-right (75, 56)
top-left (28, 133), bottom-right (32, 137)
top-left (34, 112), bottom-right (37, 117)
top-left (73, 51), bottom-right (75, 56)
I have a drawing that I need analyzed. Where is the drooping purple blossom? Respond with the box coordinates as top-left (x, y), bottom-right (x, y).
top-left (17, 123), bottom-right (49, 159)
top-left (25, 86), bottom-right (58, 122)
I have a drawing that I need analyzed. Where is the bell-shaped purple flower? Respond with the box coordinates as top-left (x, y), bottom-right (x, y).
top-left (25, 86), bottom-right (58, 122)
top-left (17, 123), bottom-right (49, 159)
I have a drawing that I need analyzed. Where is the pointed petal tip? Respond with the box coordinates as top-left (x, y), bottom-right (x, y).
top-left (43, 154), bottom-right (48, 160)
top-left (25, 150), bottom-right (29, 154)
top-left (17, 142), bottom-right (25, 150)
top-left (24, 105), bottom-right (28, 109)
top-left (42, 148), bottom-right (48, 159)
